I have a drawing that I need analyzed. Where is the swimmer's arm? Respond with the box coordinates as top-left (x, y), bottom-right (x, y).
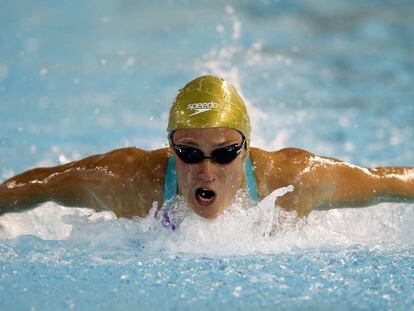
top-left (325, 165), bottom-right (413, 205)
top-left (292, 156), bottom-right (414, 215)
top-left (0, 154), bottom-right (116, 215)
top-left (277, 152), bottom-right (414, 216)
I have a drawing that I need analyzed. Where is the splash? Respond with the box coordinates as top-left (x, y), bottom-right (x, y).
top-left (2, 184), bottom-right (412, 257)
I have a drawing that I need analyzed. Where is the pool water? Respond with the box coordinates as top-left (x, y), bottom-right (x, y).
top-left (1, 1), bottom-right (413, 310)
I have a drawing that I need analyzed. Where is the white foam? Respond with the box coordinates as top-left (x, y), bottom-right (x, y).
top-left (0, 202), bottom-right (115, 240)
top-left (1, 186), bottom-right (412, 256)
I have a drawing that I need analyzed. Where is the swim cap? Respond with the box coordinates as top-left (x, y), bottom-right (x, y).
top-left (167, 75), bottom-right (251, 147)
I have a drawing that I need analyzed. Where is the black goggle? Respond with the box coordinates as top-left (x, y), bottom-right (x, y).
top-left (171, 136), bottom-right (246, 165)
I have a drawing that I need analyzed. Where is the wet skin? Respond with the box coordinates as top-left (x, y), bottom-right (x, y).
top-left (1, 128), bottom-right (414, 218)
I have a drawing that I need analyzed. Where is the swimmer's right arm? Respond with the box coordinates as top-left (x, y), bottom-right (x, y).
top-left (0, 148), bottom-right (167, 217)
top-left (0, 153), bottom-right (113, 215)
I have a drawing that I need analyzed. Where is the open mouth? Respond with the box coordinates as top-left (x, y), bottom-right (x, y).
top-left (195, 187), bottom-right (217, 206)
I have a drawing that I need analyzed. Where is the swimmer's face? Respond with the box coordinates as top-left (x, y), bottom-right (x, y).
top-left (170, 128), bottom-right (246, 218)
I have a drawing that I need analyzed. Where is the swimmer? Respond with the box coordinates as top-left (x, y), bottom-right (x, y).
top-left (0, 75), bottom-right (413, 221)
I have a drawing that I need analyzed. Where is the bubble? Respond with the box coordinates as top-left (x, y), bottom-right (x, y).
top-left (39, 68), bottom-right (48, 76)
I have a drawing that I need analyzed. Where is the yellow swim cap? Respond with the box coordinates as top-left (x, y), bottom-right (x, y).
top-left (167, 75), bottom-right (251, 146)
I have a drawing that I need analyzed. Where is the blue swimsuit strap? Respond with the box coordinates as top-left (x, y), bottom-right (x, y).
top-left (162, 154), bottom-right (259, 204)
top-left (243, 155), bottom-right (259, 203)
top-left (163, 155), bottom-right (178, 204)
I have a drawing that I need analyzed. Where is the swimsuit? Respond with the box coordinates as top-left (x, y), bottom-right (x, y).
top-left (161, 154), bottom-right (259, 230)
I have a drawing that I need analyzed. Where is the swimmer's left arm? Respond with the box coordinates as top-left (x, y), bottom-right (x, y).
top-left (296, 156), bottom-right (414, 214)
top-left (270, 148), bottom-right (414, 217)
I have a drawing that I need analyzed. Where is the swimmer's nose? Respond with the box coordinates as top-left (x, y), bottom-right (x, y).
top-left (198, 159), bottom-right (216, 182)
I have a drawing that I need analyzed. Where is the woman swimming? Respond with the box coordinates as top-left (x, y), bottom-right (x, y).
top-left (1, 75), bottom-right (413, 221)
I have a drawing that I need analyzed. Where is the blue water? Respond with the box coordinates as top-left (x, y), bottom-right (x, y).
top-left (2, 238), bottom-right (413, 310)
top-left (1, 0), bottom-right (414, 310)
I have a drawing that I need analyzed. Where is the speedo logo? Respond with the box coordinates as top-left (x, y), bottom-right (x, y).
top-left (187, 102), bottom-right (219, 117)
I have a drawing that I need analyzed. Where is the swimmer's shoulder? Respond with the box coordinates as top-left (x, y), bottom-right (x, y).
top-left (250, 147), bottom-right (315, 197)
top-left (92, 147), bottom-right (169, 177)
top-left (78, 147), bottom-right (169, 217)
top-left (99, 147), bottom-right (168, 163)
top-left (250, 146), bottom-right (314, 166)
